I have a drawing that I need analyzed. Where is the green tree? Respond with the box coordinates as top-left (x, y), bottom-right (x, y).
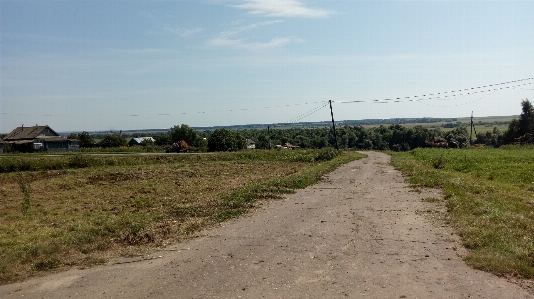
top-left (504, 99), bottom-right (534, 144)
top-left (170, 124), bottom-right (199, 146)
top-left (445, 126), bottom-right (469, 147)
top-left (504, 119), bottom-right (521, 144)
top-left (207, 129), bottom-right (244, 152)
top-left (99, 134), bottom-right (126, 148)
top-left (153, 132), bottom-right (171, 146)
top-left (78, 131), bottom-right (95, 148)
top-left (519, 99), bottom-right (534, 136)
top-left (140, 138), bottom-right (155, 146)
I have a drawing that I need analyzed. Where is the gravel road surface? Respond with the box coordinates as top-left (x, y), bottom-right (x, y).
top-left (2, 152), bottom-right (532, 298)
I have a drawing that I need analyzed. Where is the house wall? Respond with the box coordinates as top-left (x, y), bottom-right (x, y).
top-left (0, 144), bottom-right (3, 154)
top-left (45, 141), bottom-right (79, 151)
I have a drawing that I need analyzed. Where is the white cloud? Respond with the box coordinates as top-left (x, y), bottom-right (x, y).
top-left (233, 0), bottom-right (332, 18)
top-left (163, 27), bottom-right (203, 37)
top-left (208, 19), bottom-right (297, 50)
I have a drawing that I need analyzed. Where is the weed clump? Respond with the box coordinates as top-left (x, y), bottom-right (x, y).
top-left (314, 148), bottom-right (341, 162)
top-left (432, 154), bottom-right (445, 169)
top-left (16, 173), bottom-right (31, 215)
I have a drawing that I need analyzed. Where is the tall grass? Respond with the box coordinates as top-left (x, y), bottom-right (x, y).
top-left (390, 147), bottom-right (534, 278)
top-left (80, 146), bottom-right (167, 153)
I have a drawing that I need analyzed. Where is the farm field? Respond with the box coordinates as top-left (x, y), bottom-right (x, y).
top-left (0, 150), bottom-right (364, 283)
top-left (390, 146), bottom-right (534, 278)
top-left (361, 116), bottom-right (514, 134)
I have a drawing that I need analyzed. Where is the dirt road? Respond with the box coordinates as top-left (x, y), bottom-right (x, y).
top-left (2, 152), bottom-right (532, 298)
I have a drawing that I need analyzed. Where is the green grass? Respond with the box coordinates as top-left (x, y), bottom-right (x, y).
top-left (390, 146), bottom-right (534, 278)
top-left (0, 149), bottom-right (364, 283)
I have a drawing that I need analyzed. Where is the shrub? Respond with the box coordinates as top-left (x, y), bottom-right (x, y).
top-left (314, 148), bottom-right (340, 162)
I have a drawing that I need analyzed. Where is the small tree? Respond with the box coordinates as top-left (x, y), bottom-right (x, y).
top-left (519, 99), bottom-right (534, 136)
top-left (504, 99), bottom-right (534, 144)
top-left (78, 131), bottom-right (95, 148)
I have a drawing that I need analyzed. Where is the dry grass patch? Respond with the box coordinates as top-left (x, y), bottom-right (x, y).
top-left (0, 150), bottom-right (364, 283)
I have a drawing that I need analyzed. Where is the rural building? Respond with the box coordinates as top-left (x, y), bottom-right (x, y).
top-left (246, 139), bottom-right (256, 149)
top-left (0, 139), bottom-right (4, 154)
top-left (128, 137), bottom-right (155, 146)
top-left (2, 125), bottom-right (79, 152)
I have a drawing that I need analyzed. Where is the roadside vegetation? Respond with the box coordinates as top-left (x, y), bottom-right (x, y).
top-left (0, 149), bottom-right (364, 283)
top-left (390, 146), bottom-right (534, 278)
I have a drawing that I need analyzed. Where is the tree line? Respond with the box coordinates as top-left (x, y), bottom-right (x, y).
top-left (65, 99), bottom-right (533, 152)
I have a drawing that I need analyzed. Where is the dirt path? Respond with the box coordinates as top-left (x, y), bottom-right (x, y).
top-left (2, 152), bottom-right (532, 298)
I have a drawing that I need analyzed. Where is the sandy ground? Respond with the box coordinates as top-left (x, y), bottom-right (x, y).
top-left (1, 152), bottom-right (532, 298)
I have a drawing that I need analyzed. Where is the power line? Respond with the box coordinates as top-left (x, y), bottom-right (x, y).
top-left (334, 78), bottom-right (533, 106)
top-left (285, 102), bottom-right (329, 124)
top-left (2, 78), bottom-right (532, 119)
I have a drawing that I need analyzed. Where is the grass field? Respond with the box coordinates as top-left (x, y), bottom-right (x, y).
top-left (390, 146), bottom-right (534, 278)
top-left (361, 115), bottom-right (515, 133)
top-left (0, 149), bottom-right (364, 283)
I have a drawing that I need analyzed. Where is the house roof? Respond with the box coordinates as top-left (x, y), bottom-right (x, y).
top-left (246, 139), bottom-right (255, 144)
top-left (3, 125), bottom-right (60, 141)
top-left (129, 137), bottom-right (155, 144)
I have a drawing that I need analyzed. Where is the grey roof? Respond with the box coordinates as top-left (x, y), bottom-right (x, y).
top-left (3, 125), bottom-right (59, 141)
top-left (130, 137), bottom-right (155, 144)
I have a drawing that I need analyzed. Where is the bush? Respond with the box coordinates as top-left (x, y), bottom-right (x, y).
top-left (314, 148), bottom-right (340, 162)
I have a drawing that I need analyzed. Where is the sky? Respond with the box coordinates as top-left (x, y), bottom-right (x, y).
top-left (1, 0), bottom-right (533, 133)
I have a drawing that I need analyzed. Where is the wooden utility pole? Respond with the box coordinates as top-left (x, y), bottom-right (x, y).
top-left (329, 100), bottom-right (339, 150)
top-left (268, 126), bottom-right (271, 149)
top-left (470, 111), bottom-right (474, 145)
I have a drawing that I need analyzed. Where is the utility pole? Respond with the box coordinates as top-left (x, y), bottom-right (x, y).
top-left (329, 100), bottom-right (339, 150)
top-left (470, 111), bottom-right (474, 145)
top-left (268, 125), bottom-right (271, 150)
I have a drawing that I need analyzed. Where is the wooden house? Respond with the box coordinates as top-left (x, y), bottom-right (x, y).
top-left (2, 125), bottom-right (79, 152)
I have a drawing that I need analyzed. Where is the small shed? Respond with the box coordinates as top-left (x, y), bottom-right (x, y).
top-left (246, 139), bottom-right (256, 149)
top-left (128, 137), bottom-right (155, 146)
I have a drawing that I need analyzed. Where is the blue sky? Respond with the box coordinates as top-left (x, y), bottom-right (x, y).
top-left (1, 0), bottom-right (533, 132)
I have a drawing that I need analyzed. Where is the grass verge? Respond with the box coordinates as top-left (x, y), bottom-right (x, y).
top-left (0, 149), bottom-right (364, 283)
top-left (389, 146), bottom-right (534, 278)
